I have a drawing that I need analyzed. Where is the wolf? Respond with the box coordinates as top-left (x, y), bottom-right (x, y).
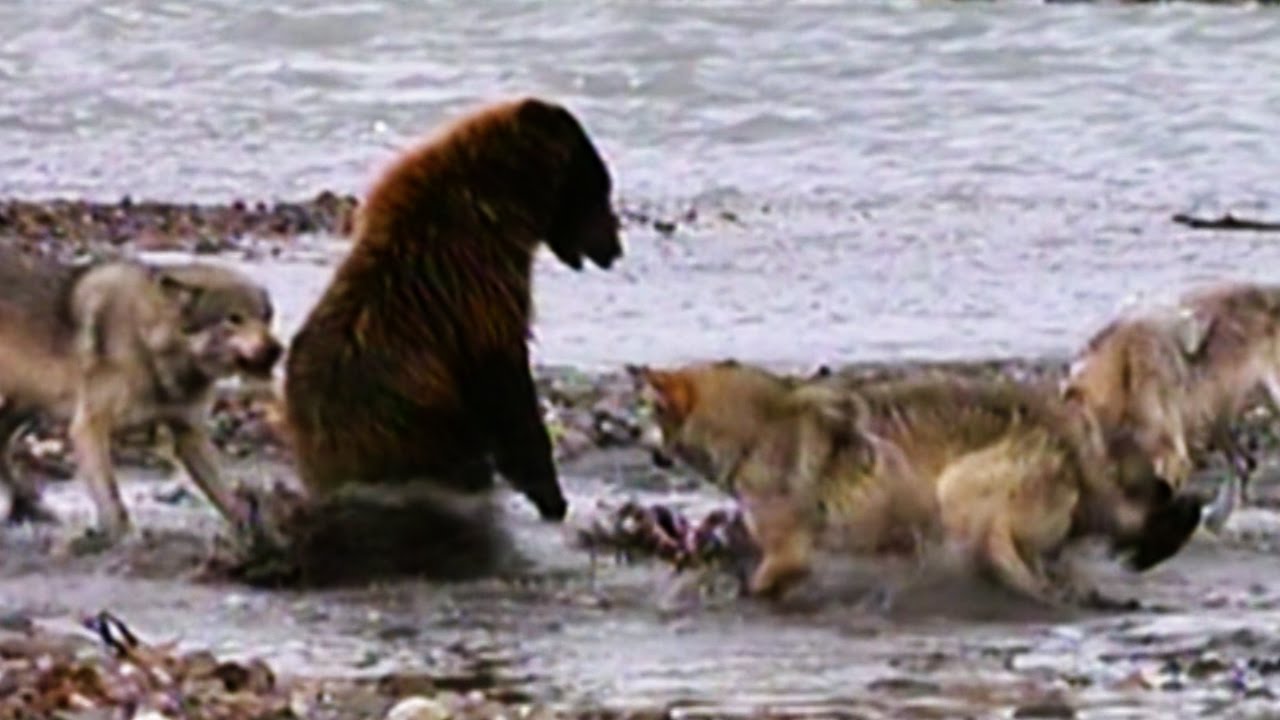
top-left (1062, 282), bottom-right (1280, 532)
top-left (632, 360), bottom-right (1201, 606)
top-left (0, 248), bottom-right (283, 543)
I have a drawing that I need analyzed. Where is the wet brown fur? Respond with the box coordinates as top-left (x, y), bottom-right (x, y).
top-left (1063, 282), bottom-right (1280, 511)
top-left (213, 482), bottom-right (521, 588)
top-left (0, 248), bottom-right (282, 540)
top-left (284, 97), bottom-right (621, 528)
top-left (635, 361), bottom-right (1200, 606)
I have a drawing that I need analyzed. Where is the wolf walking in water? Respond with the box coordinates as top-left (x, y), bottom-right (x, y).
top-left (0, 249), bottom-right (282, 544)
top-left (1062, 282), bottom-right (1280, 532)
top-left (633, 360), bottom-right (1201, 606)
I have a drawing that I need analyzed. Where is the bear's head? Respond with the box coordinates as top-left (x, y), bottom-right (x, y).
top-left (517, 98), bottom-right (623, 272)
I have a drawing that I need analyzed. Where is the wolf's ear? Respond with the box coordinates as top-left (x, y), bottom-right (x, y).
top-left (1173, 309), bottom-right (1213, 357)
top-left (643, 369), bottom-right (696, 419)
top-left (151, 269), bottom-right (203, 314)
top-left (624, 364), bottom-right (651, 393)
top-left (795, 385), bottom-right (866, 432)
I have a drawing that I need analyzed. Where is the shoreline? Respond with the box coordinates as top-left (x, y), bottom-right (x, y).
top-left (0, 194), bottom-right (706, 261)
top-left (5, 202), bottom-right (1280, 718)
top-left (20, 350), bottom-right (1279, 495)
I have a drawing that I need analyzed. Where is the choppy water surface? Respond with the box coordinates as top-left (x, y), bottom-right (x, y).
top-left (5, 3), bottom-right (1280, 715)
top-left (4, 1), bottom-right (1280, 367)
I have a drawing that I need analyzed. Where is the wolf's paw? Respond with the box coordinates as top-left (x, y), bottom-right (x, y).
top-left (68, 527), bottom-right (124, 556)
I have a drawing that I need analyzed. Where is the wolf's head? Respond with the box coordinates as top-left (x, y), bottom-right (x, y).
top-left (627, 360), bottom-right (868, 490)
top-left (151, 263), bottom-right (283, 382)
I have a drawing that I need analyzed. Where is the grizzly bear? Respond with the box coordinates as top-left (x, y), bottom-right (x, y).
top-left (284, 97), bottom-right (621, 525)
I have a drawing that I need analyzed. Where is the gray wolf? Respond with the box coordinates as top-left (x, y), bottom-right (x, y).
top-left (1062, 282), bottom-right (1280, 532)
top-left (633, 360), bottom-right (1201, 606)
top-left (0, 248), bottom-right (282, 543)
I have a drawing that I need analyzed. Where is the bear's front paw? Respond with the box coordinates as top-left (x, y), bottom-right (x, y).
top-left (533, 491), bottom-right (568, 522)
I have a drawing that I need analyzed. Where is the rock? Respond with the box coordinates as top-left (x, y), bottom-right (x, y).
top-left (386, 695), bottom-right (453, 720)
top-left (0, 612), bottom-right (33, 633)
top-left (866, 677), bottom-right (943, 695)
top-left (1013, 701), bottom-right (1076, 719)
top-left (1187, 654), bottom-right (1229, 679)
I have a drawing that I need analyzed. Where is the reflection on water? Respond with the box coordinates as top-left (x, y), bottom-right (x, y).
top-left (6, 2), bottom-right (1280, 366)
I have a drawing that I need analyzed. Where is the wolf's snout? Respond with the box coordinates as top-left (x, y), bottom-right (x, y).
top-left (258, 338), bottom-right (284, 368)
top-left (637, 423), bottom-right (674, 468)
top-left (237, 334), bottom-right (284, 377)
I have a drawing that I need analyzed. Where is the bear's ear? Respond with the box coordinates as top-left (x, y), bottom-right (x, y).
top-left (515, 97), bottom-right (571, 128)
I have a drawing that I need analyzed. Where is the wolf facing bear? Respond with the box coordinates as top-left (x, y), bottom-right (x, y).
top-left (632, 360), bottom-right (1202, 606)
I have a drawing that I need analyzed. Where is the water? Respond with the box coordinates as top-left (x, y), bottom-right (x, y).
top-left (4, 2), bottom-right (1280, 368)
top-left (11, 454), bottom-right (1280, 715)
top-left (4, 9), bottom-right (1280, 710)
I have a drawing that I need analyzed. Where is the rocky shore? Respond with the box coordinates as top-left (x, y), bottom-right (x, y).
top-left (0, 611), bottom-right (670, 720)
top-left (5, 196), bottom-right (1280, 719)
top-left (0, 194), bottom-right (710, 263)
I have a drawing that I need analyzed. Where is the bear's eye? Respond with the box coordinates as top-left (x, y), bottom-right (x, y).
top-left (226, 313), bottom-right (245, 326)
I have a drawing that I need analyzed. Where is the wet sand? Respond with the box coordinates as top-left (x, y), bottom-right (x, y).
top-left (3, 0), bottom-right (1280, 714)
top-left (4, 356), bottom-right (1280, 718)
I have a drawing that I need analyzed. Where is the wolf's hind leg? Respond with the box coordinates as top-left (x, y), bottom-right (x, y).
top-left (978, 513), bottom-right (1060, 605)
top-left (937, 447), bottom-right (1064, 606)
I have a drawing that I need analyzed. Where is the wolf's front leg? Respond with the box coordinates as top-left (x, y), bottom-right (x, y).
top-left (69, 406), bottom-right (130, 543)
top-left (168, 419), bottom-right (253, 534)
top-left (978, 513), bottom-right (1065, 607)
top-left (740, 493), bottom-right (815, 600)
top-left (1200, 424), bottom-right (1250, 534)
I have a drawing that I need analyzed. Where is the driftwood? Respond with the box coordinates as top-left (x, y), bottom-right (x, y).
top-left (1172, 213), bottom-right (1280, 232)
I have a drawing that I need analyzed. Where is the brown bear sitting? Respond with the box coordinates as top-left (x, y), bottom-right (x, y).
top-left (284, 97), bottom-right (622, 524)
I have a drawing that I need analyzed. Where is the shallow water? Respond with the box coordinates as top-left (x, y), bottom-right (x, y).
top-left (6, 1), bottom-right (1280, 368)
top-left (6, 2), bottom-right (1280, 715)
top-left (7, 453), bottom-right (1280, 716)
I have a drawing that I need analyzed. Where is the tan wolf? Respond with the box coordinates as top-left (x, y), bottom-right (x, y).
top-left (0, 249), bottom-right (283, 544)
top-left (1062, 282), bottom-right (1280, 532)
top-left (632, 360), bottom-right (1202, 606)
